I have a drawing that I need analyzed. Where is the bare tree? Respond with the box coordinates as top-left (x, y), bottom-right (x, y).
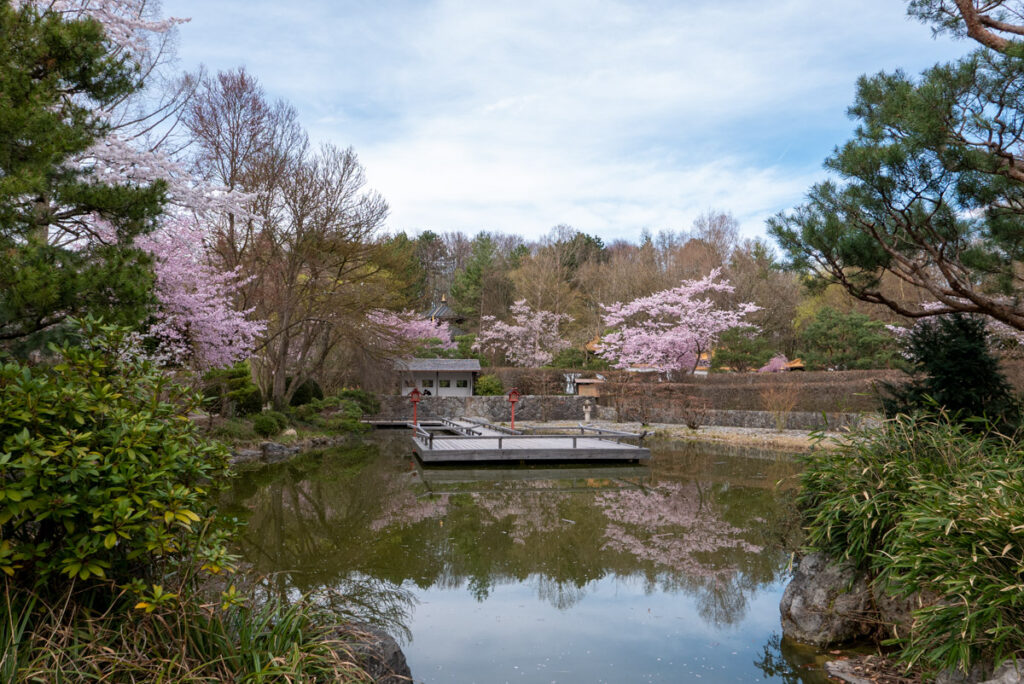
top-left (186, 70), bottom-right (393, 408)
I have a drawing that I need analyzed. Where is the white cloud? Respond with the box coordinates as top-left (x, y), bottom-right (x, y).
top-left (164, 0), bottom-right (972, 242)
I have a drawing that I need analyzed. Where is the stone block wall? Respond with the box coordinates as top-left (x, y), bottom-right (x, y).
top-left (376, 395), bottom-right (614, 423)
top-left (374, 395), bottom-right (863, 430)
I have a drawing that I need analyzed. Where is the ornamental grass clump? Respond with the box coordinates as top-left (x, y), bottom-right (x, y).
top-left (799, 413), bottom-right (1024, 675)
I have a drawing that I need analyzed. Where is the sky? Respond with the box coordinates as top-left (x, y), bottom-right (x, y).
top-left (161, 0), bottom-right (971, 244)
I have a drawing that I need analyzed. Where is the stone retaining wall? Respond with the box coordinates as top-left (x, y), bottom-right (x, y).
top-left (376, 395), bottom-right (616, 423)
top-left (374, 395), bottom-right (866, 430)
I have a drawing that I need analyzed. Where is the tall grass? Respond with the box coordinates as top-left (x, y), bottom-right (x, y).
top-left (799, 413), bottom-right (1024, 675)
top-left (1, 580), bottom-right (372, 683)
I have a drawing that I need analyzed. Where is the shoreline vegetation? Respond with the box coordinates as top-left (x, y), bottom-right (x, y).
top-left (0, 322), bottom-right (406, 682)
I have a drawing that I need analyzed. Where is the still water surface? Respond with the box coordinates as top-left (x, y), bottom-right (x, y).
top-left (223, 434), bottom-right (830, 683)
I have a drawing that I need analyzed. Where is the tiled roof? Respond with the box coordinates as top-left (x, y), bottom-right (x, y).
top-left (395, 358), bottom-right (482, 372)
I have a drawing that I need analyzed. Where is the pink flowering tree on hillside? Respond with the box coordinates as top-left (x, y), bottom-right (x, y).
top-left (369, 310), bottom-right (456, 356)
top-left (473, 301), bottom-right (571, 367)
top-left (598, 269), bottom-right (759, 376)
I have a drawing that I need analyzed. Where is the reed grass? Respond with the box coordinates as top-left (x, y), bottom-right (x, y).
top-left (798, 413), bottom-right (1024, 675)
top-left (1, 581), bottom-right (372, 683)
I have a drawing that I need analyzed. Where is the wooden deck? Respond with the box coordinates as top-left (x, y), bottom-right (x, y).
top-left (411, 419), bottom-right (650, 463)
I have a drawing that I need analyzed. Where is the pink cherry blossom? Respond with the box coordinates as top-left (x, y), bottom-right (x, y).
top-left (473, 300), bottom-right (571, 367)
top-left (597, 269), bottom-right (759, 375)
top-left (135, 215), bottom-right (264, 369)
top-left (369, 310), bottom-right (457, 353)
top-left (758, 354), bottom-right (789, 373)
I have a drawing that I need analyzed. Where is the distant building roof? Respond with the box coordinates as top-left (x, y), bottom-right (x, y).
top-left (424, 294), bottom-right (463, 323)
top-left (395, 358), bottom-right (481, 372)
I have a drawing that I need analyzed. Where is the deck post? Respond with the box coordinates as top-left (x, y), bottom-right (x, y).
top-left (573, 437), bottom-right (577, 449)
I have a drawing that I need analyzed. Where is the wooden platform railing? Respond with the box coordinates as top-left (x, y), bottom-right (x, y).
top-left (416, 433), bottom-right (646, 451)
top-left (576, 424), bottom-right (649, 445)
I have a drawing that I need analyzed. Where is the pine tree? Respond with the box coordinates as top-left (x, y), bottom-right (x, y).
top-left (0, 0), bottom-right (166, 344)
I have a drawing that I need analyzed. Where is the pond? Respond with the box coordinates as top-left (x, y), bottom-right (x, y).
top-left (222, 433), bottom-right (831, 683)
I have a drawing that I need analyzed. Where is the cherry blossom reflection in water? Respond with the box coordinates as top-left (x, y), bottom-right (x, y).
top-left (225, 436), bottom-right (822, 683)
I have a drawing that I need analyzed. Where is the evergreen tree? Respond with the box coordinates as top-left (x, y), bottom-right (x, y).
top-left (797, 308), bottom-right (899, 370)
top-left (882, 314), bottom-right (1019, 428)
top-left (769, 2), bottom-right (1024, 331)
top-left (0, 1), bottom-right (166, 344)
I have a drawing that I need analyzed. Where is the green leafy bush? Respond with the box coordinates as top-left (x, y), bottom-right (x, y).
top-left (882, 314), bottom-right (1019, 429)
top-left (0, 319), bottom-right (233, 589)
top-left (262, 410), bottom-right (289, 432)
top-left (251, 413), bottom-right (281, 438)
top-left (799, 414), bottom-right (1024, 674)
top-left (336, 388), bottom-right (380, 415)
top-left (323, 400), bottom-right (370, 434)
top-left (203, 362), bottom-right (262, 416)
top-left (474, 374), bottom-right (503, 396)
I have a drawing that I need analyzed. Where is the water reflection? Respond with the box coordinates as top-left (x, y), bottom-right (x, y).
top-left (223, 434), bottom-right (811, 681)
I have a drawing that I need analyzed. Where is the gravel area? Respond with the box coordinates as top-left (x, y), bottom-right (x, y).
top-left (512, 419), bottom-right (848, 452)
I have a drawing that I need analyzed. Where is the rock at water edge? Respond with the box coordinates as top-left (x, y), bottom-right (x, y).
top-left (780, 552), bottom-right (873, 647)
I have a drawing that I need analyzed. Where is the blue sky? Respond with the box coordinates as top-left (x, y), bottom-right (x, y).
top-left (162, 0), bottom-right (971, 243)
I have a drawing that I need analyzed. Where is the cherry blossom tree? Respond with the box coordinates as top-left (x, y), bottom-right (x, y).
top-left (758, 354), bottom-right (789, 373)
top-left (135, 216), bottom-right (264, 369)
top-left (597, 269), bottom-right (759, 375)
top-left (473, 300), bottom-right (571, 367)
top-left (13, 0), bottom-right (262, 367)
top-left (369, 310), bottom-right (456, 355)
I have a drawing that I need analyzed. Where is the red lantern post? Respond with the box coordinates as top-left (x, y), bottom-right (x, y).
top-left (507, 388), bottom-right (520, 430)
top-left (409, 387), bottom-right (421, 427)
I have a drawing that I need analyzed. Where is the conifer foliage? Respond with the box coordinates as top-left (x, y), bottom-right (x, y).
top-left (0, 0), bottom-right (166, 341)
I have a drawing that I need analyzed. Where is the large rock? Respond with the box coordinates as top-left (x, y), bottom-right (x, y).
top-left (983, 662), bottom-right (1024, 684)
top-left (780, 553), bottom-right (873, 646)
top-left (345, 624), bottom-right (412, 683)
top-left (260, 441), bottom-right (301, 464)
top-left (938, 661), bottom-right (1024, 684)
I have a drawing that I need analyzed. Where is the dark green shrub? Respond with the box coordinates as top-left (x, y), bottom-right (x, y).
top-left (799, 414), bottom-right (1024, 675)
top-left (882, 314), bottom-right (1019, 428)
top-left (203, 362), bottom-right (262, 416)
top-left (288, 377), bottom-right (324, 407)
top-left (710, 327), bottom-right (775, 372)
top-left (797, 307), bottom-right (899, 370)
top-left (262, 410), bottom-right (289, 432)
top-left (323, 400), bottom-right (370, 433)
top-left (0, 319), bottom-right (233, 589)
top-left (251, 413), bottom-right (280, 438)
top-left (474, 374), bottom-right (503, 396)
top-left (336, 388), bottom-right (379, 415)
top-left (453, 333), bottom-right (488, 366)
top-left (210, 417), bottom-right (256, 442)
top-left (548, 348), bottom-right (611, 371)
